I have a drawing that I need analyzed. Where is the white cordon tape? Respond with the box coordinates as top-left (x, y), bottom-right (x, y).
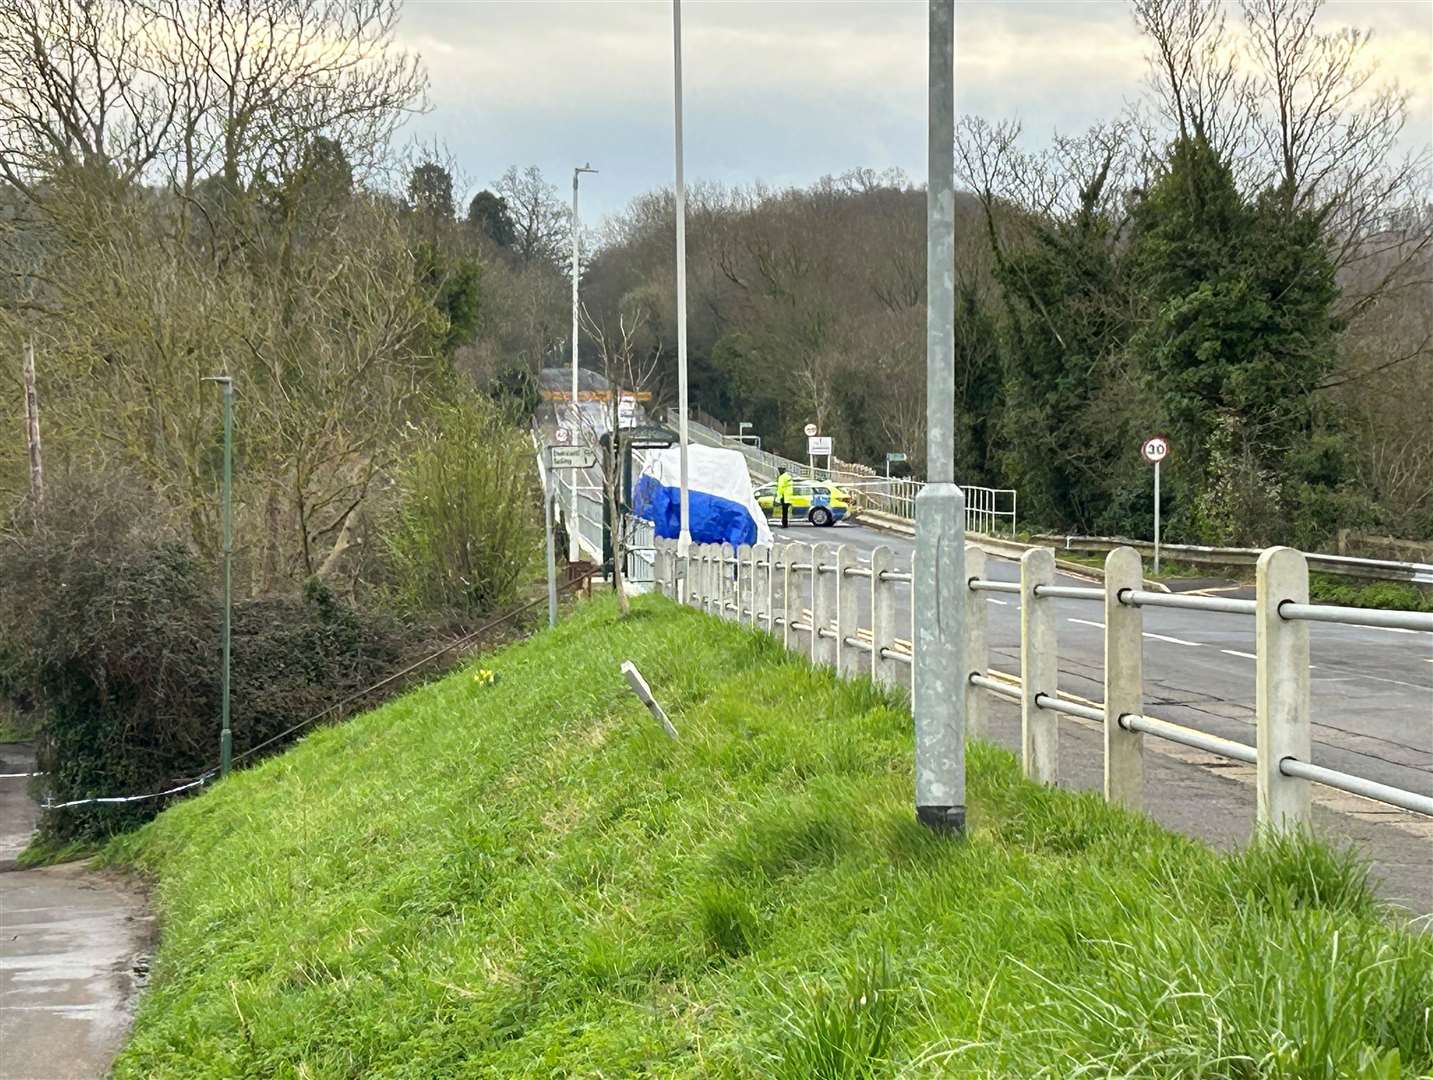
top-left (43, 773), bottom-right (215, 810)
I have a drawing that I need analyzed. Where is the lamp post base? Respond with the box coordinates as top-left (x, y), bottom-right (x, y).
top-left (916, 804), bottom-right (965, 834)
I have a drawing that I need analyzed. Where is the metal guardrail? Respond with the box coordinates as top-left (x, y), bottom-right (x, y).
top-left (652, 536), bottom-right (1433, 829)
top-left (538, 440), bottom-right (654, 588)
top-left (1042, 534), bottom-right (1433, 585)
top-left (673, 410), bottom-right (1018, 536)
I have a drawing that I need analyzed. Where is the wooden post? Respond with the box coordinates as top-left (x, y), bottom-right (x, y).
top-left (23, 339), bottom-right (44, 511)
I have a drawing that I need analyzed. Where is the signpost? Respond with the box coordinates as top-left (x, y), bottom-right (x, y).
top-left (545, 444), bottom-right (599, 627)
top-left (885, 451), bottom-right (907, 478)
top-left (807, 435), bottom-right (832, 457)
top-left (1141, 435), bottom-right (1170, 574)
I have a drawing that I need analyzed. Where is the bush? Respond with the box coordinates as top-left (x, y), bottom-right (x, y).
top-left (0, 480), bottom-right (404, 841)
top-left (384, 394), bottom-right (540, 614)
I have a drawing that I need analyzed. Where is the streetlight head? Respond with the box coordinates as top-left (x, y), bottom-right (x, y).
top-left (577, 163), bottom-right (598, 175)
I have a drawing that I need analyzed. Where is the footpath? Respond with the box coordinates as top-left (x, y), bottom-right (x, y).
top-left (0, 744), bottom-right (150, 1080)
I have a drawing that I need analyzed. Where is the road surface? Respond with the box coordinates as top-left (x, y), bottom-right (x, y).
top-left (779, 518), bottom-right (1432, 801)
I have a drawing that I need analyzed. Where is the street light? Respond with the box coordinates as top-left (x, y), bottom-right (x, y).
top-left (570, 162), bottom-right (597, 562)
top-left (201, 375), bottom-right (233, 777)
top-left (672, 0), bottom-right (691, 553)
top-left (913, 0), bottom-right (966, 835)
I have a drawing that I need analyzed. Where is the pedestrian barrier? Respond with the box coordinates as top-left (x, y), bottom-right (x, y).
top-left (651, 537), bottom-right (1433, 831)
top-left (670, 410), bottom-right (1018, 536)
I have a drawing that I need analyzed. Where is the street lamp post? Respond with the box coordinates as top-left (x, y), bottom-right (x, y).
top-left (571, 163), bottom-right (597, 563)
top-left (202, 376), bottom-right (234, 778)
top-left (672, 0), bottom-right (691, 553)
top-left (913, 0), bottom-right (966, 835)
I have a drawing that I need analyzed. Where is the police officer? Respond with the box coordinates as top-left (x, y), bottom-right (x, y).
top-left (775, 467), bottom-right (794, 528)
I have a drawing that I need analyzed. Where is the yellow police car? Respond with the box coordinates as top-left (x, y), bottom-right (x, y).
top-left (753, 479), bottom-right (850, 526)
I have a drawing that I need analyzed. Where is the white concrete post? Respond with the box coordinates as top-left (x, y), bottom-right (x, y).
top-left (751, 544), bottom-right (767, 629)
top-left (811, 543), bottom-right (838, 668)
top-left (736, 543), bottom-right (752, 625)
top-left (1103, 547), bottom-right (1144, 809)
top-left (869, 546), bottom-right (899, 688)
top-left (964, 544), bottom-right (987, 739)
top-left (703, 544), bottom-right (716, 615)
top-left (835, 546), bottom-right (861, 677)
top-left (1020, 547), bottom-right (1058, 785)
top-left (762, 547), bottom-right (773, 630)
top-left (1256, 546), bottom-right (1312, 832)
top-left (721, 542), bottom-right (736, 620)
top-left (782, 543), bottom-right (803, 651)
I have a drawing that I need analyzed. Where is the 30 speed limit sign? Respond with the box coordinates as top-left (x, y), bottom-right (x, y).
top-left (1141, 435), bottom-right (1170, 464)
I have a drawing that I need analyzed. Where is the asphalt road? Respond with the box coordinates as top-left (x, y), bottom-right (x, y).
top-left (773, 518), bottom-right (1432, 800)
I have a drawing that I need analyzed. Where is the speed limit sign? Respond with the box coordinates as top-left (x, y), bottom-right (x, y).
top-left (554, 427), bottom-right (571, 445)
top-left (1141, 435), bottom-right (1170, 464)
top-left (803, 422), bottom-right (818, 437)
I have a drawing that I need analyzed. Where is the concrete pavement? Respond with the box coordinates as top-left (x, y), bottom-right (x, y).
top-left (0, 747), bottom-right (150, 1080)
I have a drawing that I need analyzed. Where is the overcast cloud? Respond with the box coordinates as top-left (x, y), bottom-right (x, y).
top-left (395, 1), bottom-right (1432, 223)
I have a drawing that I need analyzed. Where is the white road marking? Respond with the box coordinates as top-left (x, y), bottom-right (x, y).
top-left (1221, 649), bottom-right (1258, 660)
top-left (987, 598), bottom-right (1008, 606)
top-left (1068, 617), bottom-right (1106, 629)
top-left (1144, 632), bottom-right (1203, 647)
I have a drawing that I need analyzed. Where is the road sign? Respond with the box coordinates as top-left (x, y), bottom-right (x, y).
top-left (803, 422), bottom-right (818, 437)
top-left (886, 452), bottom-right (907, 463)
top-left (808, 435), bottom-right (832, 457)
top-left (549, 446), bottom-right (597, 470)
top-left (1141, 435), bottom-right (1170, 574)
top-left (554, 427), bottom-right (571, 445)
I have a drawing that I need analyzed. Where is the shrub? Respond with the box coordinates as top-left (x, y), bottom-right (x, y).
top-left (0, 480), bottom-right (404, 841)
top-left (383, 394), bottom-right (541, 614)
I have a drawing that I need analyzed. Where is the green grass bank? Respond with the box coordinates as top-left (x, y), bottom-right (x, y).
top-left (108, 595), bottom-right (1432, 1078)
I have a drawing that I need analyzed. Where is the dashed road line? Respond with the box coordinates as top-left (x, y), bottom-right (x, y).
top-left (1144, 632), bottom-right (1203, 647)
top-left (1221, 649), bottom-right (1258, 660)
top-left (987, 598), bottom-right (1008, 606)
top-left (1068, 617), bottom-right (1105, 630)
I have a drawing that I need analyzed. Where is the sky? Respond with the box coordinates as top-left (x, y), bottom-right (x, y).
top-left (395, 0), bottom-right (1433, 224)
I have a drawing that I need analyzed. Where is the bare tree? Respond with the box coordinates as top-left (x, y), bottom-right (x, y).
top-left (577, 305), bottom-right (661, 616)
top-left (495, 165), bottom-right (572, 270)
top-left (0, 0), bottom-right (179, 196)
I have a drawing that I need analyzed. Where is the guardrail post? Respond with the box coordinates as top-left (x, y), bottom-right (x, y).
top-left (762, 545), bottom-right (776, 633)
top-left (751, 544), bottom-right (767, 630)
top-left (1103, 546), bottom-right (1143, 809)
top-left (1257, 546), bottom-right (1311, 833)
top-left (785, 538), bottom-right (808, 647)
top-left (811, 543), bottom-right (838, 668)
top-left (964, 544), bottom-right (987, 739)
top-left (736, 543), bottom-right (752, 625)
top-left (721, 543), bottom-right (736, 620)
top-left (704, 544), bottom-right (718, 615)
top-left (869, 546), bottom-right (898, 687)
top-left (1020, 547), bottom-right (1058, 785)
top-left (835, 546), bottom-right (860, 677)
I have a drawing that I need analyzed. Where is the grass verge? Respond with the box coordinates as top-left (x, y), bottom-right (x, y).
top-left (107, 594), bottom-right (1432, 1078)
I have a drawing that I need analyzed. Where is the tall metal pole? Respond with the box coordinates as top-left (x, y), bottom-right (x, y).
top-left (570, 164), bottom-right (596, 563)
top-left (912, 0), bottom-right (966, 835)
top-left (672, 0), bottom-right (692, 553)
top-left (1153, 459), bottom-right (1161, 575)
top-left (544, 448), bottom-right (558, 627)
top-left (204, 376), bottom-right (235, 778)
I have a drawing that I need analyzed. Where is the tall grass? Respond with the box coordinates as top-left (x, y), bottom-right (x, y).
top-left (107, 594), bottom-right (1433, 1078)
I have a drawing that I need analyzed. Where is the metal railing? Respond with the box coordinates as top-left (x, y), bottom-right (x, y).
top-left (672, 410), bottom-right (1018, 536)
top-left (1041, 533), bottom-right (1433, 585)
top-left (651, 536), bottom-right (1433, 830)
top-left (541, 447), bottom-right (655, 587)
